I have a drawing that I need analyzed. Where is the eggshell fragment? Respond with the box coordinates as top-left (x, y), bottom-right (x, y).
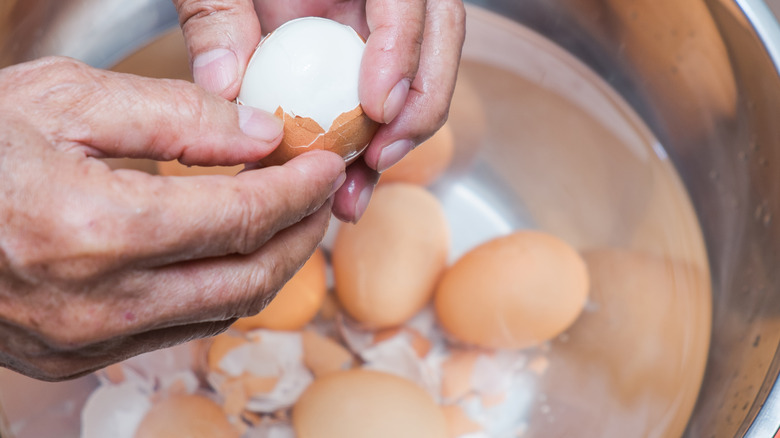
top-left (292, 369), bottom-right (448, 438)
top-left (380, 123), bottom-right (455, 186)
top-left (440, 350), bottom-right (481, 402)
top-left (237, 17), bottom-right (379, 165)
top-left (232, 248), bottom-right (328, 331)
top-left (333, 183), bottom-right (450, 328)
top-left (301, 329), bottom-right (354, 377)
top-left (441, 404), bottom-right (482, 438)
top-left (434, 231), bottom-right (589, 349)
top-left (81, 380), bottom-right (152, 438)
top-left (134, 394), bottom-right (240, 438)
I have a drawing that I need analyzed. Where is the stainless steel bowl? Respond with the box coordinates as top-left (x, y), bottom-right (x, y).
top-left (2, 1), bottom-right (780, 437)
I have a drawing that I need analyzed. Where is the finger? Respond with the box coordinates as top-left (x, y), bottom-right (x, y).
top-left (174, 0), bottom-right (261, 99)
top-left (80, 201), bottom-right (335, 345)
top-left (362, 0), bottom-right (466, 173)
top-left (96, 150), bottom-right (345, 270)
top-left (251, 0), bottom-right (369, 36)
top-left (3, 145), bottom-right (344, 285)
top-left (6, 57), bottom-right (283, 166)
top-left (0, 198), bottom-right (333, 355)
top-left (0, 318), bottom-right (233, 381)
top-left (331, 159), bottom-right (379, 223)
top-left (359, 0), bottom-right (426, 125)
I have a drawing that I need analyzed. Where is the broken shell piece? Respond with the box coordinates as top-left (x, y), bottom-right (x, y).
top-left (441, 403), bottom-right (483, 438)
top-left (440, 350), bottom-right (481, 402)
top-left (81, 380), bottom-right (152, 438)
top-left (237, 17), bottom-right (379, 165)
top-left (207, 330), bottom-right (313, 414)
top-left (301, 329), bottom-right (355, 377)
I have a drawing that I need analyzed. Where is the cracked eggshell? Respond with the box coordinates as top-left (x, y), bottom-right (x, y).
top-left (238, 17), bottom-right (379, 166)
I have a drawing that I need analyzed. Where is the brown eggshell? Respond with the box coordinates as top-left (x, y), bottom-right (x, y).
top-left (134, 394), bottom-right (240, 438)
top-left (441, 404), bottom-right (482, 438)
top-left (259, 105), bottom-right (379, 167)
top-left (332, 183), bottom-right (450, 329)
top-left (207, 332), bottom-right (249, 372)
top-left (232, 248), bottom-right (328, 331)
top-left (380, 123), bottom-right (455, 186)
top-left (301, 329), bottom-right (355, 377)
top-left (434, 231), bottom-right (589, 349)
top-left (292, 369), bottom-right (447, 438)
top-left (440, 350), bottom-right (481, 401)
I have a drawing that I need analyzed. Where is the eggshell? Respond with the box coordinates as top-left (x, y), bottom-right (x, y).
top-left (292, 369), bottom-right (447, 438)
top-left (237, 17), bottom-right (379, 165)
top-left (332, 183), bottom-right (450, 328)
top-left (441, 404), bottom-right (482, 438)
top-left (440, 350), bottom-right (481, 401)
top-left (134, 394), bottom-right (240, 438)
top-left (301, 329), bottom-right (354, 377)
top-left (380, 123), bottom-right (455, 186)
top-left (232, 248), bottom-right (327, 331)
top-left (208, 333), bottom-right (250, 372)
top-left (434, 230), bottom-right (589, 349)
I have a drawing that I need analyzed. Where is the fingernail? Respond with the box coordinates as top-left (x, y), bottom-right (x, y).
top-left (353, 185), bottom-right (374, 223)
top-left (193, 48), bottom-right (238, 95)
top-left (383, 78), bottom-right (411, 124)
top-left (330, 171), bottom-right (347, 197)
top-left (376, 139), bottom-right (414, 173)
top-left (237, 105), bottom-right (284, 141)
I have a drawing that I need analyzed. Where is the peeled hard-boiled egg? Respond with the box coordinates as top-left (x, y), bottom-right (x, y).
top-left (238, 17), bottom-right (379, 165)
top-left (292, 369), bottom-right (447, 438)
top-left (332, 183), bottom-right (450, 329)
top-left (231, 248), bottom-right (327, 331)
top-left (434, 230), bottom-right (589, 349)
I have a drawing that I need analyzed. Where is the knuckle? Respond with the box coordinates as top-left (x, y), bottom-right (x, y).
top-left (177, 0), bottom-right (235, 28)
top-left (7, 211), bottom-right (118, 284)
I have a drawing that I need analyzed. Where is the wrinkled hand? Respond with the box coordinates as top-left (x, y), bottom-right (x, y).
top-left (0, 57), bottom-right (345, 381)
top-left (175, 0), bottom-right (466, 222)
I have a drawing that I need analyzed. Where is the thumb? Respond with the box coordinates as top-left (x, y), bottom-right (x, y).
top-left (174, 0), bottom-right (261, 99)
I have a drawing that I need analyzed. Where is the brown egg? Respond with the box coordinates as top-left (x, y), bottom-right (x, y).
top-left (380, 123), bottom-right (454, 186)
top-left (134, 394), bottom-right (240, 438)
top-left (232, 248), bottom-right (327, 331)
top-left (332, 183), bottom-right (450, 329)
top-left (292, 369), bottom-right (447, 438)
top-left (434, 230), bottom-right (589, 349)
top-left (156, 160), bottom-right (243, 177)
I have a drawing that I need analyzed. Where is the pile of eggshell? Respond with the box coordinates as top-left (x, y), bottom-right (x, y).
top-left (80, 123), bottom-right (591, 438)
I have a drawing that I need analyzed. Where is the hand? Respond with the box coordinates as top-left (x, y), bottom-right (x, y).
top-left (175, 0), bottom-right (466, 222)
top-left (0, 57), bottom-right (345, 381)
